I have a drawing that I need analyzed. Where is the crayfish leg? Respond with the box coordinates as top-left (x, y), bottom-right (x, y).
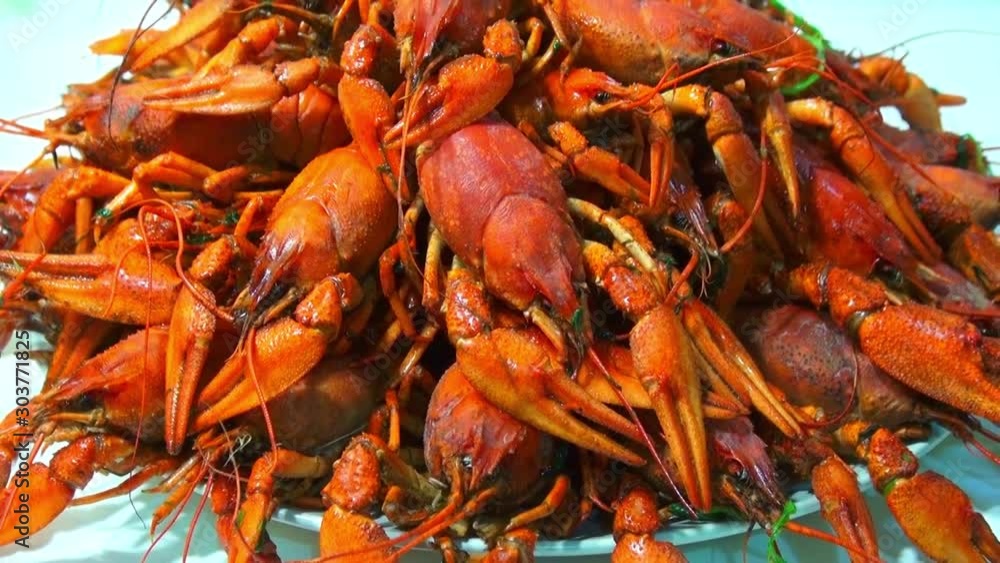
top-left (16, 165), bottom-right (129, 253)
top-left (229, 449), bottom-right (328, 563)
top-left (0, 434), bottom-right (161, 546)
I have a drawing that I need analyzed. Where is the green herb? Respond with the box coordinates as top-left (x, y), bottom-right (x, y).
top-left (767, 500), bottom-right (797, 563)
top-left (957, 134), bottom-right (992, 174)
top-left (185, 232), bottom-right (214, 245)
top-left (771, 0), bottom-right (828, 96)
top-left (571, 307), bottom-right (585, 335)
top-left (223, 208), bottom-right (240, 226)
top-left (666, 503), bottom-right (741, 521)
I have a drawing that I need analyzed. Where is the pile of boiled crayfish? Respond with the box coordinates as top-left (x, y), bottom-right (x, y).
top-left (0, 0), bottom-right (998, 561)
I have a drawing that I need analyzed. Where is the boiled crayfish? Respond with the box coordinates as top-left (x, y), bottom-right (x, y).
top-left (0, 1), bottom-right (997, 562)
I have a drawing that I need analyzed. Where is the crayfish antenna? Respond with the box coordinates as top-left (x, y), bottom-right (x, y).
top-left (949, 424), bottom-right (1000, 466)
top-left (125, 0), bottom-right (231, 74)
top-left (180, 470), bottom-right (214, 563)
top-left (143, 462), bottom-right (206, 563)
top-left (927, 409), bottom-right (1000, 466)
top-left (585, 347), bottom-right (698, 519)
top-left (781, 521), bottom-right (884, 563)
top-left (0, 117), bottom-right (49, 139)
top-left (145, 430), bottom-right (238, 561)
top-left (938, 303), bottom-right (1000, 318)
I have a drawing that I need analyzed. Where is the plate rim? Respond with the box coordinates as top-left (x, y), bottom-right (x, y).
top-left (272, 424), bottom-right (950, 556)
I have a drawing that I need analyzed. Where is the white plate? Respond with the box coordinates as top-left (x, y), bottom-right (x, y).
top-left (272, 425), bottom-right (950, 556)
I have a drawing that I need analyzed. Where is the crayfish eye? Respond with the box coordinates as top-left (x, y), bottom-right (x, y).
top-left (711, 39), bottom-right (741, 58)
top-left (726, 460), bottom-right (749, 482)
top-left (594, 91), bottom-right (612, 104)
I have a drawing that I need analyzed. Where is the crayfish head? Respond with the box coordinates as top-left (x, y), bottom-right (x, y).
top-left (709, 418), bottom-right (786, 527)
top-left (45, 94), bottom-right (143, 174)
top-left (424, 365), bottom-right (552, 499)
top-left (235, 193), bottom-right (343, 326)
top-left (718, 473), bottom-right (784, 532)
top-left (63, 78), bottom-right (259, 175)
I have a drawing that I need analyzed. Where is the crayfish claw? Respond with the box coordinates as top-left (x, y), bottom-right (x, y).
top-left (455, 330), bottom-right (645, 467)
top-left (144, 65), bottom-right (286, 116)
top-left (866, 428), bottom-right (1000, 563)
top-left (811, 456), bottom-right (880, 563)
